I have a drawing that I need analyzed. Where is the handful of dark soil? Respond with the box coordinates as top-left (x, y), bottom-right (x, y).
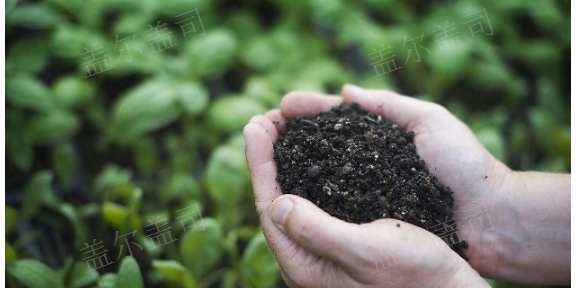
top-left (273, 103), bottom-right (467, 258)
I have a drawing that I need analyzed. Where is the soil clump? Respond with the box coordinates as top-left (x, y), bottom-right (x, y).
top-left (273, 103), bottom-right (468, 258)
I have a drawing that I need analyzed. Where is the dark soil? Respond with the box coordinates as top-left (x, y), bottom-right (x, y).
top-left (273, 103), bottom-right (467, 259)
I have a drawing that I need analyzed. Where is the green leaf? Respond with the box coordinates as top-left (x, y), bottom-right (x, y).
top-left (6, 135), bottom-right (33, 172)
top-left (8, 259), bottom-right (65, 288)
top-left (6, 0), bottom-right (19, 13)
top-left (115, 257), bottom-right (144, 288)
top-left (207, 96), bottom-right (267, 133)
top-left (529, 108), bottom-right (556, 154)
top-left (7, 109), bottom-right (34, 171)
top-left (158, 0), bottom-right (213, 16)
top-left (244, 77), bottom-right (281, 108)
top-left (6, 75), bottom-right (54, 112)
top-left (526, 0), bottom-right (565, 34)
top-left (298, 59), bottom-right (348, 86)
top-left (101, 185), bottom-right (142, 231)
top-left (240, 232), bottom-right (280, 288)
top-left (205, 136), bottom-right (249, 205)
top-left (51, 24), bottom-right (107, 60)
top-left (52, 76), bottom-right (97, 109)
top-left (101, 202), bottom-right (126, 227)
top-left (26, 110), bottom-right (80, 145)
top-left (536, 77), bottom-right (565, 121)
top-left (180, 218), bottom-right (223, 277)
top-left (222, 270), bottom-right (238, 288)
top-left (240, 36), bottom-right (280, 71)
top-left (98, 273), bottom-right (117, 288)
top-left (93, 165), bottom-right (133, 194)
top-left (516, 40), bottom-right (561, 74)
top-left (428, 46), bottom-right (472, 92)
top-left (68, 261), bottom-right (99, 288)
top-left (102, 202), bottom-right (141, 231)
top-left (133, 137), bottom-right (158, 176)
top-left (225, 12), bottom-right (262, 42)
top-left (7, 3), bottom-right (62, 29)
top-left (56, 204), bottom-right (88, 248)
top-left (109, 79), bottom-right (183, 143)
top-left (468, 60), bottom-right (512, 90)
top-left (152, 260), bottom-right (198, 288)
top-left (51, 143), bottom-right (76, 188)
top-left (6, 243), bottom-right (17, 266)
top-left (6, 206), bottom-right (19, 235)
top-left (308, 0), bottom-right (344, 19)
top-left (22, 171), bottom-right (53, 219)
top-left (185, 29), bottom-right (239, 77)
top-left (6, 37), bottom-right (50, 74)
top-left (163, 172), bottom-right (200, 202)
top-left (175, 82), bottom-right (209, 117)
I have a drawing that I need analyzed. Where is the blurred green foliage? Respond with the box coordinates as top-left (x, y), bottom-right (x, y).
top-left (5, 0), bottom-right (570, 287)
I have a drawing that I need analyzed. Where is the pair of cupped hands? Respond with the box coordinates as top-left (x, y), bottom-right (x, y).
top-left (244, 85), bottom-right (510, 288)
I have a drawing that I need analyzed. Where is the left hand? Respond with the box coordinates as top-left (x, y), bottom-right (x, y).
top-left (243, 91), bottom-right (490, 288)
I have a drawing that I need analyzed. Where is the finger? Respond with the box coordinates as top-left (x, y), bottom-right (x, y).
top-left (269, 194), bottom-right (366, 269)
top-left (249, 114), bottom-right (280, 142)
top-left (341, 84), bottom-right (441, 131)
top-left (265, 109), bottom-right (286, 136)
top-left (244, 122), bottom-right (310, 273)
top-left (280, 91), bottom-right (342, 118)
top-left (243, 123), bottom-right (289, 249)
top-left (244, 122), bottom-right (280, 205)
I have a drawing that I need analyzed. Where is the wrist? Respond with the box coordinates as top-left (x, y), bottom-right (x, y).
top-left (465, 166), bottom-right (516, 279)
top-left (475, 171), bottom-right (571, 284)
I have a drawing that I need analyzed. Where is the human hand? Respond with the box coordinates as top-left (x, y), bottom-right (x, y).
top-left (336, 85), bottom-right (514, 275)
top-left (244, 85), bottom-right (495, 287)
top-left (330, 85), bottom-right (570, 285)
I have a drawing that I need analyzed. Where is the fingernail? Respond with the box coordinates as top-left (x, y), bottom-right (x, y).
top-left (271, 197), bottom-right (294, 227)
top-left (344, 84), bottom-right (364, 97)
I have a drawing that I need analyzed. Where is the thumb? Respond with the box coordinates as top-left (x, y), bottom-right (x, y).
top-left (269, 195), bottom-right (366, 267)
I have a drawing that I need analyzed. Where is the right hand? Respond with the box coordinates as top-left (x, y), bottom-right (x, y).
top-left (278, 84), bottom-right (513, 278)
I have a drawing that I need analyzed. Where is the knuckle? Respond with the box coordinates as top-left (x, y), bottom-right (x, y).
top-left (280, 91), bottom-right (302, 106)
top-left (248, 114), bottom-right (264, 123)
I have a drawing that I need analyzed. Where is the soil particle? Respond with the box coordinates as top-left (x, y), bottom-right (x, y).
top-left (273, 103), bottom-right (467, 259)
